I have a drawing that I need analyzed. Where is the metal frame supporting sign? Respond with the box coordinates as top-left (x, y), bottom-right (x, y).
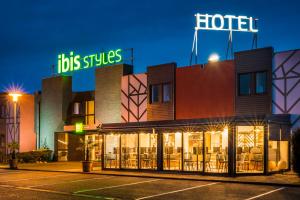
top-left (190, 13), bottom-right (259, 64)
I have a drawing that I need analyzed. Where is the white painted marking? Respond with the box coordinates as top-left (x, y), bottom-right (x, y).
top-left (0, 173), bottom-right (74, 182)
top-left (0, 184), bottom-right (110, 199)
top-left (244, 187), bottom-right (286, 200)
top-left (0, 171), bottom-right (24, 175)
top-left (28, 176), bottom-right (112, 188)
top-left (136, 182), bottom-right (219, 200)
top-left (74, 179), bottom-right (161, 194)
top-left (74, 193), bottom-right (120, 200)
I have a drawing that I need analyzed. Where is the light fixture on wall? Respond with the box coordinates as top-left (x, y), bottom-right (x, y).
top-left (208, 53), bottom-right (220, 62)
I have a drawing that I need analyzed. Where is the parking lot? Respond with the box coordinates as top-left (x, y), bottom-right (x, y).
top-left (0, 169), bottom-right (299, 200)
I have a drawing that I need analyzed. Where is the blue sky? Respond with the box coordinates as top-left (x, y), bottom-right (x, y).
top-left (0, 0), bottom-right (299, 93)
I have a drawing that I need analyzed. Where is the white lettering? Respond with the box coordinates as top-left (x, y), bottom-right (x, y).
top-left (249, 17), bottom-right (258, 32)
top-left (238, 16), bottom-right (248, 32)
top-left (224, 15), bottom-right (235, 31)
top-left (195, 13), bottom-right (211, 30)
top-left (212, 14), bottom-right (224, 30)
top-left (195, 13), bottom-right (258, 32)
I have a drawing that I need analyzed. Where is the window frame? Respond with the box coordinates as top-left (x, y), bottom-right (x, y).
top-left (238, 73), bottom-right (252, 96)
top-left (150, 84), bottom-right (161, 104)
top-left (162, 83), bottom-right (172, 103)
top-left (255, 71), bottom-right (268, 95)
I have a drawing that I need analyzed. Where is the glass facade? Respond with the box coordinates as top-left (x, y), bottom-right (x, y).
top-left (104, 134), bottom-right (120, 169)
top-left (57, 133), bottom-right (68, 161)
top-left (85, 134), bottom-right (102, 162)
top-left (163, 132), bottom-right (182, 170)
top-left (57, 122), bottom-right (290, 175)
top-left (268, 140), bottom-right (289, 172)
top-left (204, 128), bottom-right (228, 173)
top-left (183, 132), bottom-right (203, 171)
top-left (139, 133), bottom-right (157, 169)
top-left (121, 134), bottom-right (138, 169)
top-left (236, 126), bottom-right (264, 173)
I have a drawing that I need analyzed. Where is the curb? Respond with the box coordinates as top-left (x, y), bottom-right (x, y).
top-left (3, 168), bottom-right (300, 188)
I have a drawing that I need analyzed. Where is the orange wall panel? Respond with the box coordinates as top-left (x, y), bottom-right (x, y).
top-left (176, 61), bottom-right (235, 119)
top-left (19, 94), bottom-right (36, 152)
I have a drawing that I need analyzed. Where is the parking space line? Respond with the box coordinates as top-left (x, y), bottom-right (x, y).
top-left (0, 185), bottom-right (111, 199)
top-left (0, 173), bottom-right (75, 182)
top-left (136, 182), bottom-right (218, 200)
top-left (74, 179), bottom-right (161, 194)
top-left (74, 193), bottom-right (120, 200)
top-left (28, 176), bottom-right (113, 188)
top-left (244, 187), bottom-right (286, 200)
top-left (0, 171), bottom-right (24, 175)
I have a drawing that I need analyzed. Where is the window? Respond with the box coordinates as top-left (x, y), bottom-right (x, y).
top-left (255, 72), bottom-right (267, 94)
top-left (57, 133), bottom-right (68, 161)
top-left (204, 128), bottom-right (228, 173)
top-left (104, 134), bottom-right (120, 169)
top-left (239, 73), bottom-right (251, 95)
top-left (85, 101), bottom-right (95, 124)
top-left (163, 83), bottom-right (171, 102)
top-left (150, 84), bottom-right (160, 103)
top-left (121, 134), bottom-right (138, 169)
top-left (236, 126), bottom-right (264, 173)
top-left (183, 132), bottom-right (203, 172)
top-left (163, 132), bottom-right (182, 170)
top-left (139, 133), bottom-right (157, 169)
top-left (73, 102), bottom-right (81, 114)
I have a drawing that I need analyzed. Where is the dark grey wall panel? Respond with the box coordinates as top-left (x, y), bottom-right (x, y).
top-left (235, 47), bottom-right (273, 116)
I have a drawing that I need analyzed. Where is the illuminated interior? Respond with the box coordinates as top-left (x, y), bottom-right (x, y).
top-left (236, 126), bottom-right (264, 173)
top-left (57, 133), bottom-right (68, 161)
top-left (85, 134), bottom-right (102, 161)
top-left (104, 134), bottom-right (120, 169)
top-left (183, 132), bottom-right (203, 171)
top-left (268, 140), bottom-right (289, 172)
top-left (121, 134), bottom-right (138, 169)
top-left (163, 132), bottom-right (182, 170)
top-left (205, 128), bottom-right (228, 173)
top-left (85, 101), bottom-right (95, 125)
top-left (139, 133), bottom-right (157, 169)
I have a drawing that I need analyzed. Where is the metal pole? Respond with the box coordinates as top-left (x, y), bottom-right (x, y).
top-left (13, 101), bottom-right (17, 142)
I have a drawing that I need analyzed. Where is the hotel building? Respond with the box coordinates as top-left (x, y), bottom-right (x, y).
top-left (7, 46), bottom-right (299, 176)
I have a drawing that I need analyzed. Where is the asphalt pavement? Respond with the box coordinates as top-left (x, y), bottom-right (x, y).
top-left (0, 168), bottom-right (299, 200)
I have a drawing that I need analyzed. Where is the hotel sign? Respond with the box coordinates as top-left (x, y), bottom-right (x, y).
top-left (57, 49), bottom-right (122, 74)
top-left (195, 13), bottom-right (258, 32)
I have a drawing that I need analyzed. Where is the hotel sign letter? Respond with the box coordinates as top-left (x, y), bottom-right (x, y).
top-left (57, 49), bottom-right (123, 74)
top-left (195, 13), bottom-right (258, 32)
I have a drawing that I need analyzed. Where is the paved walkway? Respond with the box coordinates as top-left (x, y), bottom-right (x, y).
top-left (1, 162), bottom-right (299, 187)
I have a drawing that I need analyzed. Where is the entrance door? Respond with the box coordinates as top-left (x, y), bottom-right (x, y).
top-left (85, 134), bottom-right (103, 169)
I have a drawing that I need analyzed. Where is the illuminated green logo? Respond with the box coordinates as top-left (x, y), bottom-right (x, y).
top-left (58, 49), bottom-right (122, 74)
top-left (75, 123), bottom-right (83, 133)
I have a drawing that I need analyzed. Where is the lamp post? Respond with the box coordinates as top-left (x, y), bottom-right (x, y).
top-left (8, 93), bottom-right (22, 144)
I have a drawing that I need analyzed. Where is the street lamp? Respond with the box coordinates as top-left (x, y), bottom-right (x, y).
top-left (8, 92), bottom-right (22, 142)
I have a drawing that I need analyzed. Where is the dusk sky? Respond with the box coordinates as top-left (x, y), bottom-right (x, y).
top-left (0, 0), bottom-right (299, 93)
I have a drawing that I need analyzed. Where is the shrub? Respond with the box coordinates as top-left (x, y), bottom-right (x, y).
top-left (17, 149), bottom-right (53, 163)
top-left (292, 128), bottom-right (300, 176)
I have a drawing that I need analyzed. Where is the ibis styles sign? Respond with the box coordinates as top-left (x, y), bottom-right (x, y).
top-left (195, 13), bottom-right (258, 32)
top-left (57, 49), bottom-right (122, 74)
